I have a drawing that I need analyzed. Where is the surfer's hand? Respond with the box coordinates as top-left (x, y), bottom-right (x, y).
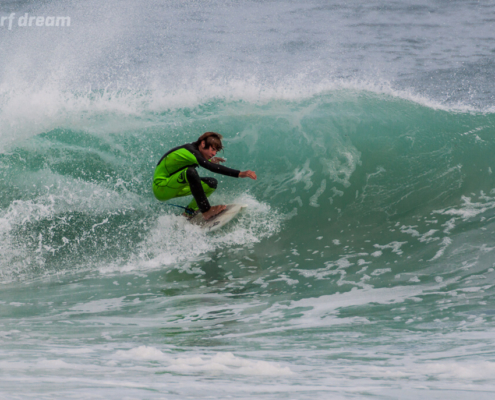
top-left (239, 170), bottom-right (257, 180)
top-left (210, 157), bottom-right (225, 164)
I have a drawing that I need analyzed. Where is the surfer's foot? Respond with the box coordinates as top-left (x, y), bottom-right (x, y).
top-left (202, 205), bottom-right (226, 220)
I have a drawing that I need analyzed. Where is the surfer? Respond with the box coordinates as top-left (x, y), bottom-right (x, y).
top-left (153, 132), bottom-right (257, 220)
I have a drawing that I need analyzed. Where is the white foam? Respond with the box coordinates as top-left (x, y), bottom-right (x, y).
top-left (115, 347), bottom-right (293, 376)
top-left (320, 147), bottom-right (361, 189)
top-left (168, 352), bottom-right (293, 376)
top-left (283, 285), bottom-right (426, 330)
top-left (422, 361), bottom-right (495, 380)
top-left (369, 361), bottom-right (495, 382)
top-left (309, 179), bottom-right (326, 207)
top-left (68, 297), bottom-right (125, 314)
top-left (373, 241), bottom-right (407, 255)
top-left (269, 274), bottom-right (299, 286)
top-left (290, 159), bottom-right (314, 190)
top-left (50, 348), bottom-right (94, 355)
top-left (36, 359), bottom-right (71, 369)
top-left (1, 170), bottom-right (143, 227)
top-left (0, 168), bottom-right (148, 281)
top-left (429, 237), bottom-right (452, 261)
top-left (370, 268), bottom-right (391, 276)
top-left (106, 194), bottom-right (281, 274)
top-left (434, 193), bottom-right (495, 221)
top-left (115, 346), bottom-right (169, 361)
top-left (442, 218), bottom-right (457, 234)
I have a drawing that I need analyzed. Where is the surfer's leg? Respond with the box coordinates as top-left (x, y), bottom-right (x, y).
top-left (186, 173), bottom-right (225, 220)
top-left (184, 167), bottom-right (213, 213)
top-left (186, 177), bottom-right (218, 212)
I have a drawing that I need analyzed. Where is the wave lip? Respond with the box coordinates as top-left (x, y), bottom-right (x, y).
top-left (2, 74), bottom-right (492, 153)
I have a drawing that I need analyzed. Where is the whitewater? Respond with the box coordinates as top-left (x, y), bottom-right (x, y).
top-left (1, 0), bottom-right (495, 399)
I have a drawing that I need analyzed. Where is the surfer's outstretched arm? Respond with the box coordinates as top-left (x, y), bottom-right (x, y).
top-left (239, 170), bottom-right (257, 180)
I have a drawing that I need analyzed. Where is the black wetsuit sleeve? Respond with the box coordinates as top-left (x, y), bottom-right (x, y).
top-left (185, 143), bottom-right (241, 178)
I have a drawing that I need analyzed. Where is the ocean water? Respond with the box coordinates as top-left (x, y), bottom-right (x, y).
top-left (1, 0), bottom-right (495, 398)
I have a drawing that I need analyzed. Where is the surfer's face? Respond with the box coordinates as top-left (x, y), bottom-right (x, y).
top-left (199, 141), bottom-right (218, 159)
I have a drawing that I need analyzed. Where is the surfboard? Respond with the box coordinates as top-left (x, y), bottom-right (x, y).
top-left (188, 204), bottom-right (247, 232)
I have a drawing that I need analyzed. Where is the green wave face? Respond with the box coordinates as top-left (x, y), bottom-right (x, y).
top-left (1, 90), bottom-right (494, 294)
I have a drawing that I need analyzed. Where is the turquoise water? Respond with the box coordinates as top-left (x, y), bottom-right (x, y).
top-left (1, 0), bottom-right (495, 398)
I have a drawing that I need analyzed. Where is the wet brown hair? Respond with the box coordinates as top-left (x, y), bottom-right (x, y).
top-left (196, 132), bottom-right (223, 151)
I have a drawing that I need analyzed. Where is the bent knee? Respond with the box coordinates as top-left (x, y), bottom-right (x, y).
top-left (186, 166), bottom-right (199, 181)
top-left (203, 177), bottom-right (218, 189)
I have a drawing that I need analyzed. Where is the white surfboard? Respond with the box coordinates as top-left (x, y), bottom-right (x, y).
top-left (188, 204), bottom-right (248, 232)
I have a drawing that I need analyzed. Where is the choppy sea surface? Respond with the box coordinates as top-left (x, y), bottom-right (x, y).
top-left (1, 1), bottom-right (495, 398)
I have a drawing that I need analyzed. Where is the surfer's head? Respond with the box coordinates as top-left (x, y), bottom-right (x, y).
top-left (196, 132), bottom-right (224, 151)
top-left (196, 132), bottom-right (223, 159)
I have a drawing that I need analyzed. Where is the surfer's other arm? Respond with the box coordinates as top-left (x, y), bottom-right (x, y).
top-left (208, 157), bottom-right (256, 180)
